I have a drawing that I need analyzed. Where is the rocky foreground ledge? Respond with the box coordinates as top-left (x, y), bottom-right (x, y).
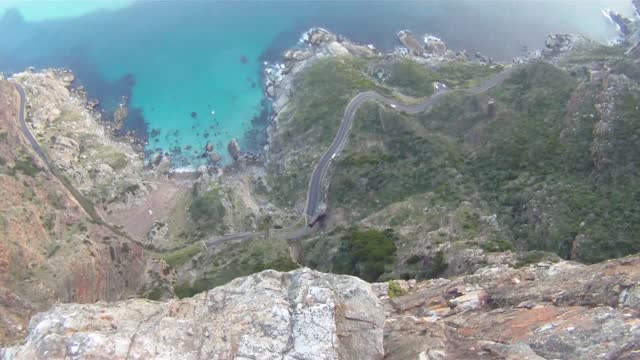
top-left (3, 256), bottom-right (640, 359)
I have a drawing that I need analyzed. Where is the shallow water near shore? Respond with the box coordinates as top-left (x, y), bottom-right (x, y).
top-left (0, 1), bottom-right (634, 167)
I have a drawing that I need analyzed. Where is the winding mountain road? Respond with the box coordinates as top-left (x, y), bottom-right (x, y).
top-left (205, 66), bottom-right (517, 248)
top-left (11, 65), bottom-right (516, 250)
top-left (305, 66), bottom-right (515, 218)
top-left (12, 82), bottom-right (138, 243)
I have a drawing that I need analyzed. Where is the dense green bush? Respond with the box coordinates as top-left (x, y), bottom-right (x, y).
top-left (188, 188), bottom-right (227, 235)
top-left (251, 256), bottom-right (299, 273)
top-left (332, 228), bottom-right (396, 281)
top-left (387, 280), bottom-right (406, 298)
top-left (386, 60), bottom-right (438, 97)
top-left (10, 157), bottom-right (41, 177)
top-left (434, 61), bottom-right (502, 88)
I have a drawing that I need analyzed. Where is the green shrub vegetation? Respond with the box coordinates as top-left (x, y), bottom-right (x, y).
top-left (332, 228), bottom-right (396, 282)
top-left (268, 56), bottom-right (382, 207)
top-left (330, 103), bottom-right (466, 216)
top-left (268, 46), bottom-right (640, 266)
top-left (159, 244), bottom-right (201, 268)
top-left (105, 151), bottom-right (129, 171)
top-left (145, 287), bottom-right (163, 301)
top-left (515, 251), bottom-right (557, 268)
top-left (188, 188), bottom-right (227, 235)
top-left (434, 61), bottom-right (503, 88)
top-left (327, 51), bottom-right (640, 264)
top-left (251, 256), bottom-right (299, 273)
top-left (387, 280), bottom-right (406, 298)
top-left (46, 244), bottom-right (61, 258)
top-left (386, 59), bottom-right (439, 97)
top-left (10, 157), bottom-right (41, 177)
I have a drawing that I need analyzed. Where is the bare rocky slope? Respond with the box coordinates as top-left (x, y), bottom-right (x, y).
top-left (3, 255), bottom-right (639, 359)
top-left (0, 81), bottom-right (174, 345)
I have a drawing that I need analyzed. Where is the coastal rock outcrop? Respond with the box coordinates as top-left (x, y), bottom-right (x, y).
top-left (424, 34), bottom-right (447, 56)
top-left (264, 28), bottom-right (376, 115)
top-left (113, 103), bottom-right (128, 130)
top-left (301, 27), bottom-right (338, 46)
top-left (603, 9), bottom-right (632, 38)
top-left (2, 269), bottom-right (384, 359)
top-left (541, 33), bottom-right (589, 58)
top-left (227, 138), bottom-right (241, 162)
top-left (9, 69), bottom-right (149, 212)
top-left (397, 30), bottom-right (425, 57)
top-left (209, 151), bottom-right (222, 164)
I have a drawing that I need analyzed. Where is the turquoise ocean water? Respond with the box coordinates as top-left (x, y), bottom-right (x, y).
top-left (0, 1), bottom-right (634, 168)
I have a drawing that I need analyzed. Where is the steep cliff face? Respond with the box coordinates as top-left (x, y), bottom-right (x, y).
top-left (0, 81), bottom-right (173, 346)
top-left (3, 256), bottom-right (639, 359)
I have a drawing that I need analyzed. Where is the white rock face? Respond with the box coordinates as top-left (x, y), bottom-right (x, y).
top-left (1, 269), bottom-right (384, 360)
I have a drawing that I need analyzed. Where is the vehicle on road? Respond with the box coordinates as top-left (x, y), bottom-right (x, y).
top-left (308, 213), bottom-right (326, 227)
top-left (390, 104), bottom-right (397, 109)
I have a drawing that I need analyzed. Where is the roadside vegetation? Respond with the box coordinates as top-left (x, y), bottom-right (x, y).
top-left (173, 237), bottom-right (297, 298)
top-left (385, 59), bottom-right (439, 97)
top-left (188, 188), bottom-right (227, 236)
top-left (325, 51), bottom-right (640, 264)
top-left (267, 56), bottom-right (384, 208)
top-left (167, 45), bottom-right (639, 293)
top-left (332, 228), bottom-right (397, 282)
top-left (381, 59), bottom-right (502, 96)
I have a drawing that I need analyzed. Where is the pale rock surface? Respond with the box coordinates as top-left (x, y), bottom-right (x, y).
top-left (2, 269), bottom-right (384, 360)
top-left (9, 69), bottom-right (150, 211)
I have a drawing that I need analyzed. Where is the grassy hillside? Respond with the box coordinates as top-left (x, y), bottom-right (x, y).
top-left (277, 44), bottom-right (640, 281)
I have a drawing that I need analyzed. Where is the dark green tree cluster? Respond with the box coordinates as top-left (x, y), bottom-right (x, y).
top-left (332, 228), bottom-right (396, 281)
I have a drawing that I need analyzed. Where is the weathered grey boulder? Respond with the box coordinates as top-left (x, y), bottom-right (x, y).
top-left (424, 35), bottom-right (447, 56)
top-left (209, 151), bottom-right (222, 163)
top-left (1, 269), bottom-right (384, 360)
top-left (397, 30), bottom-right (424, 57)
top-left (227, 138), bottom-right (241, 162)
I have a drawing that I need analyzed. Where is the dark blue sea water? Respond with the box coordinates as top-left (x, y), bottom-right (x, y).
top-left (0, 1), bottom-right (633, 168)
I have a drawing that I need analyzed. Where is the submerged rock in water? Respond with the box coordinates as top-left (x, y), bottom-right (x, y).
top-left (227, 138), bottom-right (241, 162)
top-left (205, 143), bottom-right (214, 152)
top-left (240, 55), bottom-right (248, 64)
top-left (113, 104), bottom-right (128, 130)
top-left (190, 111), bottom-right (197, 118)
top-left (150, 152), bottom-right (163, 167)
top-left (209, 151), bottom-right (222, 163)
